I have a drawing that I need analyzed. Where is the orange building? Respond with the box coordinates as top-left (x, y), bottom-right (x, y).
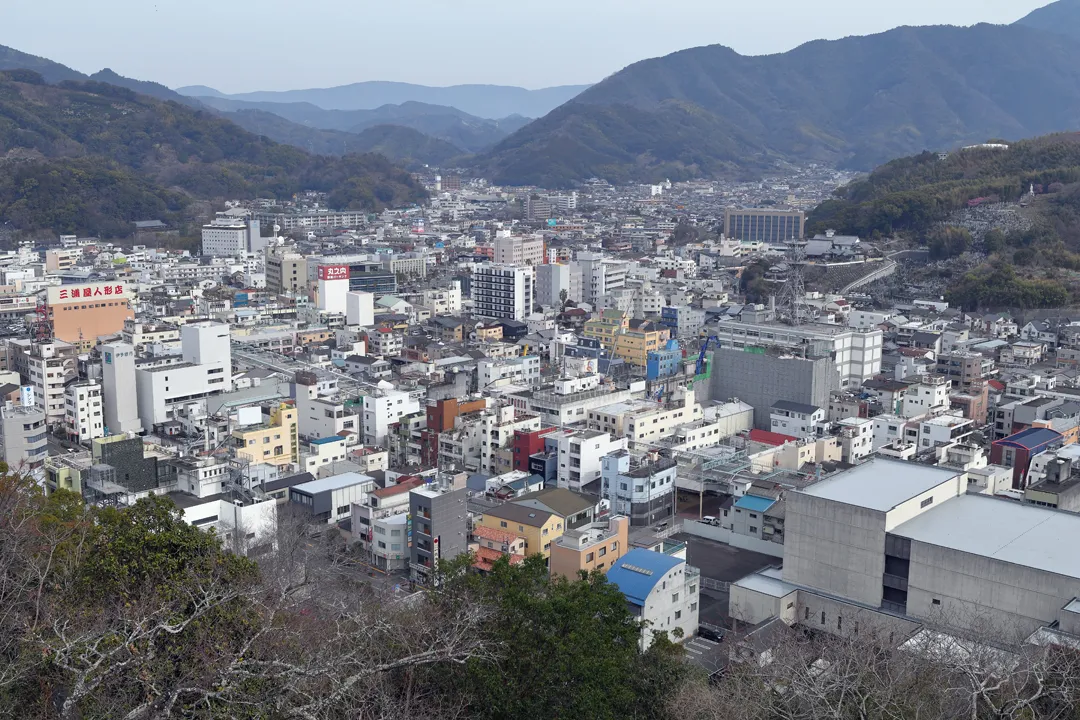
top-left (46, 282), bottom-right (134, 351)
top-left (549, 516), bottom-right (630, 580)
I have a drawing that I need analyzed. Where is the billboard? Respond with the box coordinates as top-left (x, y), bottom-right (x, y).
top-left (318, 265), bottom-right (350, 281)
top-left (47, 282), bottom-right (132, 304)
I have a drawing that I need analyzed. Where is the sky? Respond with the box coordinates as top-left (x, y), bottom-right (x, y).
top-left (2, 0), bottom-right (1058, 92)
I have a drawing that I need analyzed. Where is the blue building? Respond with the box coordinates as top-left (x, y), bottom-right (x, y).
top-left (647, 339), bottom-right (682, 380)
top-left (606, 548), bottom-right (700, 648)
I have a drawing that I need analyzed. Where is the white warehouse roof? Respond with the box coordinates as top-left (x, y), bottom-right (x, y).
top-left (797, 458), bottom-right (960, 512)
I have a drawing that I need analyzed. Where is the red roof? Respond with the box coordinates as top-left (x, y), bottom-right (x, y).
top-left (472, 546), bottom-right (525, 571)
top-left (989, 380), bottom-right (1006, 392)
top-left (473, 525), bottom-right (522, 544)
top-left (370, 476), bottom-right (426, 499)
top-left (748, 429), bottom-right (798, 446)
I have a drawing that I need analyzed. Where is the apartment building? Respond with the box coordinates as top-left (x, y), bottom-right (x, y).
top-left (362, 387), bottom-right (421, 446)
top-left (478, 355), bottom-right (541, 389)
top-left (494, 235), bottom-right (544, 266)
top-left (65, 381), bottom-right (104, 444)
top-left (589, 387), bottom-right (703, 449)
top-left (550, 515), bottom-right (630, 579)
top-left (410, 484), bottom-right (469, 585)
top-left (9, 339), bottom-right (78, 424)
top-left (601, 450), bottom-right (677, 527)
top-left (134, 323), bottom-right (232, 430)
top-left (575, 252), bottom-right (628, 308)
top-left (547, 428), bottom-right (628, 492)
top-left (232, 402), bottom-right (300, 469)
top-left (288, 472), bottom-right (375, 525)
top-left (473, 264), bottom-right (535, 322)
top-left (0, 403), bottom-right (48, 470)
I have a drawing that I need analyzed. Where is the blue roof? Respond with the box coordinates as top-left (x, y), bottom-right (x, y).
top-left (606, 548), bottom-right (683, 606)
top-left (995, 427), bottom-right (1063, 450)
top-left (310, 436), bottom-right (345, 445)
top-left (734, 494), bottom-right (776, 513)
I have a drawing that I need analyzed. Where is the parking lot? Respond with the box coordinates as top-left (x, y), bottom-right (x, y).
top-left (675, 533), bottom-right (778, 629)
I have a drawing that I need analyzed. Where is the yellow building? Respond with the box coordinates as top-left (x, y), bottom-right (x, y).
top-left (584, 312), bottom-right (670, 367)
top-left (233, 402), bottom-right (299, 468)
top-left (476, 503), bottom-right (564, 558)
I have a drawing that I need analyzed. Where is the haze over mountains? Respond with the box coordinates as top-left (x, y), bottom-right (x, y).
top-left (3, 0), bottom-right (1080, 190)
top-left (174, 82), bottom-right (591, 122)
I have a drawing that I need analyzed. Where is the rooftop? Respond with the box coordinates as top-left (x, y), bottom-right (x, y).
top-left (606, 548), bottom-right (684, 606)
top-left (797, 458), bottom-right (960, 512)
top-left (291, 471), bottom-right (375, 496)
top-left (893, 494), bottom-right (1080, 580)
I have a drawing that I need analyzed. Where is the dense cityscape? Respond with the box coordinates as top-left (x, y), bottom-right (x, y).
top-left (3, 0), bottom-right (1080, 717)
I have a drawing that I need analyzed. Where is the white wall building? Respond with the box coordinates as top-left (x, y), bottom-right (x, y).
top-left (65, 381), bottom-right (104, 444)
top-left (346, 291), bottom-right (375, 327)
top-left (575, 252), bottom-right (628, 309)
top-left (134, 323), bottom-right (232, 431)
top-left (101, 342), bottom-right (142, 434)
top-left (549, 428), bottom-right (628, 492)
top-left (201, 218), bottom-right (261, 258)
top-left (479, 355), bottom-right (541, 390)
top-left (607, 548), bottom-right (700, 650)
top-left (770, 401), bottom-right (826, 439)
top-left (362, 388), bottom-right (421, 447)
top-left (473, 264), bottom-right (535, 321)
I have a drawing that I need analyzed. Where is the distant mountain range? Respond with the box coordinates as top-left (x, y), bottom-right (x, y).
top-left (175, 81), bottom-right (591, 120)
top-left (192, 96), bottom-right (530, 154)
top-left (1015, 0), bottom-right (1080, 42)
top-left (473, 12), bottom-right (1080, 186)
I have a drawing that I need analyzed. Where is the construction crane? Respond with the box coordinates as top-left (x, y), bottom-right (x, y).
top-left (695, 335), bottom-right (721, 377)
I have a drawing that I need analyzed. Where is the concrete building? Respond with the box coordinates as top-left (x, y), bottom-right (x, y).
top-left (709, 308), bottom-right (882, 387)
top-left (550, 515), bottom-right (630, 580)
top-left (736, 458), bottom-right (1080, 641)
top-left (535, 263), bottom-right (581, 307)
top-left (724, 208), bottom-right (805, 242)
top-left (346, 291), bottom-right (375, 327)
top-left (201, 217), bottom-right (262, 257)
top-left (494, 235), bottom-right (544, 266)
top-left (575, 252), bottom-right (628, 308)
top-left (9, 339), bottom-right (78, 424)
top-left (473, 264), bottom-right (535, 322)
top-left (65, 381), bottom-right (104, 444)
top-left (709, 347), bottom-right (840, 429)
top-left (548, 428), bottom-right (628, 492)
top-left (660, 305), bottom-right (706, 339)
top-left (232, 402), bottom-right (300, 469)
top-left (478, 355), bottom-right (541, 390)
top-left (101, 342), bottom-right (141, 434)
top-left (901, 376), bottom-right (951, 418)
top-left (607, 548), bottom-right (700, 649)
top-left (770, 401), bottom-right (825, 439)
top-left (0, 403), bottom-right (48, 470)
top-left (265, 245), bottom-right (308, 296)
top-left (46, 282), bottom-right (135, 351)
top-left (134, 323), bottom-right (232, 431)
top-left (361, 387), bottom-right (421, 447)
top-left (410, 484), bottom-right (469, 585)
top-left (287, 472), bottom-right (375, 525)
top-left (601, 450), bottom-right (677, 527)
top-left (589, 387), bottom-right (703, 450)
top-left (936, 351), bottom-right (994, 392)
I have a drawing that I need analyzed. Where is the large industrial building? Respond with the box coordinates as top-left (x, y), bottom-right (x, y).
top-left (730, 458), bottom-right (1080, 644)
top-left (724, 208), bottom-right (805, 243)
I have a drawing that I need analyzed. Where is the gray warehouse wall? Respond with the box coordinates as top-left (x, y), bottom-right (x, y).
top-left (709, 348), bottom-right (840, 429)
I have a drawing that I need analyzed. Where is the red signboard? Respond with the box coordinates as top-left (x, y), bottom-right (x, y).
top-left (318, 264), bottom-right (350, 281)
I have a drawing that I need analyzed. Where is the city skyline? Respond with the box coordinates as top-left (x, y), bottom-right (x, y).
top-left (3, 0), bottom-right (1055, 93)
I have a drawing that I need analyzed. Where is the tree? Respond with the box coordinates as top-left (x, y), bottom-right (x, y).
top-left (559, 288), bottom-right (569, 312)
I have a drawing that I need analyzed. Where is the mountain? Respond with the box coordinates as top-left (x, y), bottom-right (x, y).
top-left (194, 96), bottom-right (521, 153)
top-left (0, 44), bottom-right (86, 83)
top-left (175, 81), bottom-right (590, 120)
top-left (1014, 0), bottom-right (1080, 43)
top-left (224, 109), bottom-right (461, 166)
top-left (0, 71), bottom-right (426, 237)
top-left (807, 132), bottom-right (1080, 309)
top-left (89, 68), bottom-right (203, 107)
top-left (474, 23), bottom-right (1080, 187)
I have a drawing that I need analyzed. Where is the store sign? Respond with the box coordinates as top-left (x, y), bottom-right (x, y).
top-left (318, 265), bottom-right (350, 281)
top-left (47, 282), bottom-right (131, 304)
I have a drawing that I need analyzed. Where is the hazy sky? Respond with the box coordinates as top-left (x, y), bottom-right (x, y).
top-left (2, 0), bottom-right (1057, 91)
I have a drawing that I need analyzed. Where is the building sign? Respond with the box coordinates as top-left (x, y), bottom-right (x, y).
top-left (104, 351), bottom-right (112, 365)
top-left (318, 265), bottom-right (350, 281)
top-left (47, 282), bottom-right (132, 304)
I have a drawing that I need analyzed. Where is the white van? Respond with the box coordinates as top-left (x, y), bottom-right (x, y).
top-left (702, 516), bottom-right (720, 527)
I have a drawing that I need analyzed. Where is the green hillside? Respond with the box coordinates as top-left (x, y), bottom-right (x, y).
top-left (0, 72), bottom-right (426, 236)
top-left (474, 23), bottom-right (1080, 186)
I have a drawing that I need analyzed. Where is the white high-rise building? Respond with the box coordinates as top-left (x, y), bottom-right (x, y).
top-left (473, 264), bottom-right (535, 321)
top-left (346, 291), bottom-right (375, 327)
top-left (101, 342), bottom-right (142, 434)
top-left (201, 218), bottom-right (261, 258)
top-left (65, 381), bottom-right (104, 444)
top-left (535, 263), bottom-right (581, 307)
top-left (574, 252), bottom-right (627, 308)
top-left (135, 323), bottom-right (233, 431)
top-left (494, 235), bottom-right (544, 266)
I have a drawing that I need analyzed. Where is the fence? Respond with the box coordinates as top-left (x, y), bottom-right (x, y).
top-left (701, 577), bottom-right (730, 592)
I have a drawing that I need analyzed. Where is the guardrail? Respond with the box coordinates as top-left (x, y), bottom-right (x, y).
top-left (701, 577), bottom-right (731, 592)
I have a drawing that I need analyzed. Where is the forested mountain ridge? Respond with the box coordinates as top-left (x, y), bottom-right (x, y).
top-left (0, 72), bottom-right (426, 236)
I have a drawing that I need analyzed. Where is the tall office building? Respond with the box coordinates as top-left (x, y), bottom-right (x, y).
top-left (101, 342), bottom-right (141, 434)
top-left (574, 252), bottom-right (627, 308)
top-left (473, 264), bottom-right (534, 321)
top-left (724, 208), bottom-right (805, 242)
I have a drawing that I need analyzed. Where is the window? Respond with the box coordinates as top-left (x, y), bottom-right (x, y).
top-left (336, 505), bottom-right (349, 515)
top-left (920, 497), bottom-right (934, 508)
top-left (500, 521), bottom-right (507, 528)
top-left (932, 598), bottom-right (941, 606)
top-left (690, 602), bottom-right (697, 612)
top-left (377, 541), bottom-right (386, 549)
top-left (804, 607), bottom-right (810, 621)
top-left (749, 526), bottom-right (757, 534)
top-left (586, 552), bottom-right (594, 563)
top-left (837, 616), bottom-right (842, 631)
top-left (821, 612), bottom-right (826, 625)
top-left (672, 592), bottom-right (679, 602)
top-left (675, 610), bottom-right (682, 620)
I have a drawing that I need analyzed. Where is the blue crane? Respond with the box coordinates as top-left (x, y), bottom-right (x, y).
top-left (695, 336), bottom-right (721, 377)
